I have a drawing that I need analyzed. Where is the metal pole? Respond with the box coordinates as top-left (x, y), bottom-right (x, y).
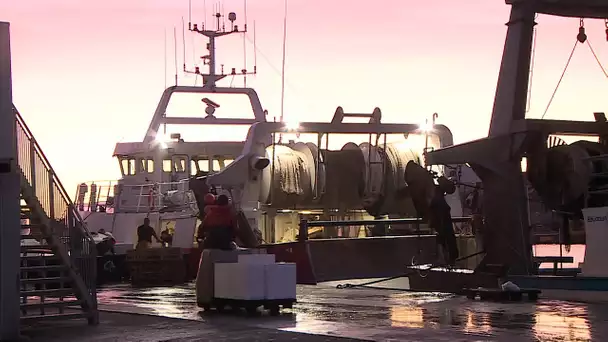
top-left (298, 219), bottom-right (308, 242)
top-left (0, 21), bottom-right (21, 340)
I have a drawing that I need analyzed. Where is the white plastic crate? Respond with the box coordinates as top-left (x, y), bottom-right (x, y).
top-left (214, 262), bottom-right (266, 300)
top-left (264, 262), bottom-right (297, 300)
top-left (237, 254), bottom-right (276, 265)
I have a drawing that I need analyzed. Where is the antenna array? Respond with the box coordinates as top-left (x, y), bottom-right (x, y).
top-left (180, 0), bottom-right (257, 88)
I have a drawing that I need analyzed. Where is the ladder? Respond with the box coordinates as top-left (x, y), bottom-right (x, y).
top-left (14, 106), bottom-right (98, 325)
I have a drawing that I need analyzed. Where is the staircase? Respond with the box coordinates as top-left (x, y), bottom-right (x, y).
top-left (14, 106), bottom-right (98, 324)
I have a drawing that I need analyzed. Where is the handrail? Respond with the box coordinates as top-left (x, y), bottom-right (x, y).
top-left (13, 105), bottom-right (93, 240)
top-left (297, 216), bottom-right (473, 242)
top-left (13, 104), bottom-right (98, 320)
top-left (76, 179), bottom-right (197, 213)
top-left (303, 216), bottom-right (473, 227)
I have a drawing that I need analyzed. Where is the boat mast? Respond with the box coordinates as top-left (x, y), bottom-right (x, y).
top-left (142, 6), bottom-right (265, 144)
top-left (186, 8), bottom-right (256, 89)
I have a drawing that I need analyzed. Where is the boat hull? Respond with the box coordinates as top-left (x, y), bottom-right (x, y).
top-left (262, 235), bottom-right (481, 284)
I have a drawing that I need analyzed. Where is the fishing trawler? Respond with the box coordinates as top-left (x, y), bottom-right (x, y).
top-left (188, 0), bottom-right (608, 303)
top-left (74, 10), bottom-right (268, 277)
top-left (75, 5), bottom-right (488, 282)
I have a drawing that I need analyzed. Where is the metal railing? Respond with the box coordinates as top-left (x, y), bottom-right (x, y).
top-left (297, 216), bottom-right (474, 241)
top-left (74, 180), bottom-right (117, 213)
top-left (14, 106), bottom-right (97, 310)
top-left (76, 179), bottom-right (198, 214)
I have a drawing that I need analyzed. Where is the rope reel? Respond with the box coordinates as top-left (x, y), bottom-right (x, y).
top-left (259, 140), bottom-right (425, 215)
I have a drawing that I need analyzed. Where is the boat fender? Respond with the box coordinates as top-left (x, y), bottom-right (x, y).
top-left (501, 281), bottom-right (520, 292)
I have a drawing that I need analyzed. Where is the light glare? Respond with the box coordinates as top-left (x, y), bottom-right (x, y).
top-left (418, 121), bottom-right (433, 133)
top-left (285, 121), bottom-right (300, 131)
top-left (155, 131), bottom-right (170, 149)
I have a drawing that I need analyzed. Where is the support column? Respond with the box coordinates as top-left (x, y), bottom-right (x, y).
top-left (0, 22), bottom-right (21, 340)
top-left (474, 161), bottom-right (533, 275)
top-left (481, 2), bottom-right (536, 275)
top-left (489, 2), bottom-right (536, 136)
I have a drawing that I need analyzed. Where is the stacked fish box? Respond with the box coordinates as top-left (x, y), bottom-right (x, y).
top-left (127, 247), bottom-right (186, 287)
top-left (213, 254), bottom-right (297, 315)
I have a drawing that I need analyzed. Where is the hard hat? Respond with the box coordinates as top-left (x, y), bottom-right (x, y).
top-left (203, 193), bottom-right (216, 205)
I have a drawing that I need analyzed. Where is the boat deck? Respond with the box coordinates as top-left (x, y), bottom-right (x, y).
top-left (22, 281), bottom-right (605, 341)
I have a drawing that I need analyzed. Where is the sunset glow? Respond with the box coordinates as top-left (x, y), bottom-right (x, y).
top-left (3, 0), bottom-right (608, 195)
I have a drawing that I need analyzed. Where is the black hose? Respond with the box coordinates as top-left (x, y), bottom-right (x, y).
top-left (334, 250), bottom-right (486, 291)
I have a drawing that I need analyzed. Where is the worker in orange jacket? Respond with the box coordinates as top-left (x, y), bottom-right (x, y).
top-left (199, 194), bottom-right (237, 250)
top-left (196, 193), bottom-right (216, 245)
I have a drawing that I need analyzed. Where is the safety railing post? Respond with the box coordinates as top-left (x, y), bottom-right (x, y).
top-left (29, 140), bottom-right (35, 193)
top-left (298, 219), bottom-right (308, 242)
top-left (136, 185), bottom-right (143, 213)
top-left (48, 170), bottom-right (55, 219)
top-left (155, 183), bottom-right (160, 210)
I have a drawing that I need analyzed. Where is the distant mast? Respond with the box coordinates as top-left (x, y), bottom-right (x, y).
top-left (186, 5), bottom-right (257, 89)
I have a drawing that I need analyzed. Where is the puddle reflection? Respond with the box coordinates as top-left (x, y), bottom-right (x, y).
top-left (390, 306), bottom-right (425, 329)
top-left (385, 294), bottom-right (593, 340)
top-left (534, 311), bottom-right (591, 341)
top-left (98, 283), bottom-right (599, 341)
top-left (463, 311), bottom-right (492, 335)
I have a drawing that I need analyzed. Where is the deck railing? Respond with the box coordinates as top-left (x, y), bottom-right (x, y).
top-left (13, 106), bottom-right (97, 305)
top-left (76, 179), bottom-right (198, 214)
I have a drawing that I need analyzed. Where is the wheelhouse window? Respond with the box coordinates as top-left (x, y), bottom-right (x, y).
top-left (173, 156), bottom-right (187, 173)
top-left (218, 158), bottom-right (234, 169)
top-left (139, 158), bottom-right (154, 173)
top-left (196, 158), bottom-right (210, 172)
top-left (163, 156), bottom-right (188, 173)
top-left (119, 157), bottom-right (136, 176)
top-left (212, 160), bottom-right (221, 172)
top-left (162, 159), bottom-right (172, 173)
top-left (147, 159), bottom-right (154, 173)
top-left (190, 160), bottom-right (198, 175)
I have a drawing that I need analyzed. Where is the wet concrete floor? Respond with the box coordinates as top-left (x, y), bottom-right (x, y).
top-left (22, 311), bottom-right (356, 342)
top-left (91, 280), bottom-right (607, 341)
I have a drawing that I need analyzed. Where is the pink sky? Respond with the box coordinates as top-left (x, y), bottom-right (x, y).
top-left (3, 0), bottom-right (608, 195)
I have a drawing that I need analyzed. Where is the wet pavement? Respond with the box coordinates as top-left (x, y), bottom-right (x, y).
top-left (87, 280), bottom-right (607, 341)
top-left (22, 311), bottom-right (356, 341)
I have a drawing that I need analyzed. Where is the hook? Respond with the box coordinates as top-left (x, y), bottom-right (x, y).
top-left (577, 18), bottom-right (587, 43)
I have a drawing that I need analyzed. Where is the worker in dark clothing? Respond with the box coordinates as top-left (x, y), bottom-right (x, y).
top-left (428, 182), bottom-right (459, 266)
top-left (136, 217), bottom-right (160, 250)
top-left (200, 194), bottom-right (236, 250)
top-left (160, 229), bottom-right (173, 247)
top-left (97, 228), bottom-right (116, 255)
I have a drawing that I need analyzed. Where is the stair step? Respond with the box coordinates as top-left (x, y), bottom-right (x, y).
top-left (20, 253), bottom-right (55, 259)
top-left (21, 245), bottom-right (53, 251)
top-left (20, 256), bottom-right (60, 263)
top-left (20, 312), bottom-right (87, 322)
top-left (21, 224), bottom-right (44, 229)
top-left (21, 235), bottom-right (43, 240)
top-left (21, 265), bottom-right (67, 272)
top-left (20, 300), bottom-right (82, 310)
top-left (21, 277), bottom-right (72, 284)
top-left (21, 245), bottom-right (53, 252)
top-left (21, 289), bottom-right (74, 297)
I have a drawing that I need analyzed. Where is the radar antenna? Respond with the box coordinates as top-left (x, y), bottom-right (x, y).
top-left (184, 3), bottom-right (256, 88)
